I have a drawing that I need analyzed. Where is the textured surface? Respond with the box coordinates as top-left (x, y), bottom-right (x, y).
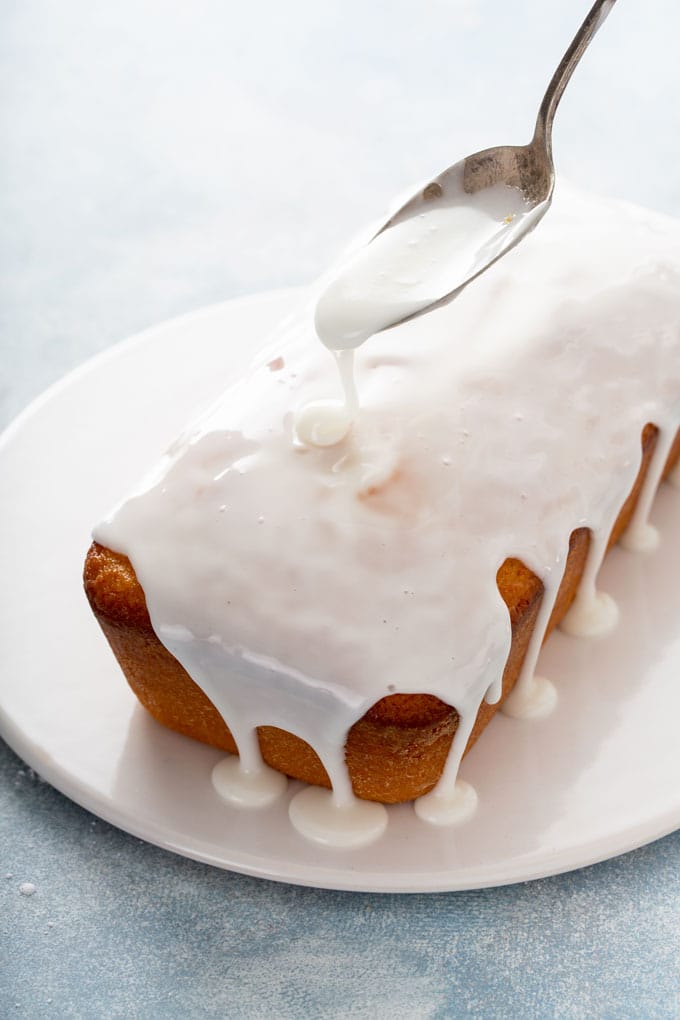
top-left (2, 1), bottom-right (680, 1017)
top-left (3, 750), bottom-right (680, 1020)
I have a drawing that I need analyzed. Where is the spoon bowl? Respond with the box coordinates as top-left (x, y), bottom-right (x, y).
top-left (372, 139), bottom-right (554, 319)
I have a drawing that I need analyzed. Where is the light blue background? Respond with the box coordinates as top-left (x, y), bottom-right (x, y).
top-left (2, 2), bottom-right (679, 1017)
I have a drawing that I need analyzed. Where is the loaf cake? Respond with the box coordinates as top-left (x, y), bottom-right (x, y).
top-left (84, 184), bottom-right (680, 818)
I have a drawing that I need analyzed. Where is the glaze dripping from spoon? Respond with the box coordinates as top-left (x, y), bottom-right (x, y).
top-left (295, 0), bottom-right (618, 449)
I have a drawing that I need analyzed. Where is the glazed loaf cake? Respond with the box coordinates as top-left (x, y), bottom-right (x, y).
top-left (85, 185), bottom-right (680, 811)
top-left (86, 425), bottom-right (678, 803)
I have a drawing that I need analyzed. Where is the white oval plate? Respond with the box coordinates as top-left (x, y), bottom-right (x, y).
top-left (1, 290), bottom-right (679, 893)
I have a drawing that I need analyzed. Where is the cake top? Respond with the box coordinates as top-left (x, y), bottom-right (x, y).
top-left (95, 181), bottom-right (680, 806)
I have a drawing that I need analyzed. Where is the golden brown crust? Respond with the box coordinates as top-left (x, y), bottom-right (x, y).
top-left (84, 424), bottom-right (680, 803)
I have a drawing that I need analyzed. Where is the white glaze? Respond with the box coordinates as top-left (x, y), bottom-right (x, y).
top-left (314, 182), bottom-right (537, 351)
top-left (302, 182), bottom-right (541, 448)
top-left (212, 756), bottom-right (287, 808)
top-left (95, 184), bottom-right (680, 840)
top-left (288, 787), bottom-right (388, 848)
top-left (620, 522), bottom-right (660, 554)
top-left (621, 426), bottom-right (677, 553)
top-left (502, 674), bottom-right (558, 720)
top-left (294, 350), bottom-right (358, 447)
top-left (560, 589), bottom-right (620, 640)
top-left (414, 779), bottom-right (479, 827)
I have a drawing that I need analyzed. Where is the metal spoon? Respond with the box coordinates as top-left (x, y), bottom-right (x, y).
top-left (314, 0), bottom-right (618, 349)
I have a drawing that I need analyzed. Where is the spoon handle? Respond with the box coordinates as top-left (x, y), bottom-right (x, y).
top-left (534, 0), bottom-right (618, 154)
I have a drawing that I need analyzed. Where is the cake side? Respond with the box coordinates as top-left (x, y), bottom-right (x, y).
top-left (84, 424), bottom-right (679, 803)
